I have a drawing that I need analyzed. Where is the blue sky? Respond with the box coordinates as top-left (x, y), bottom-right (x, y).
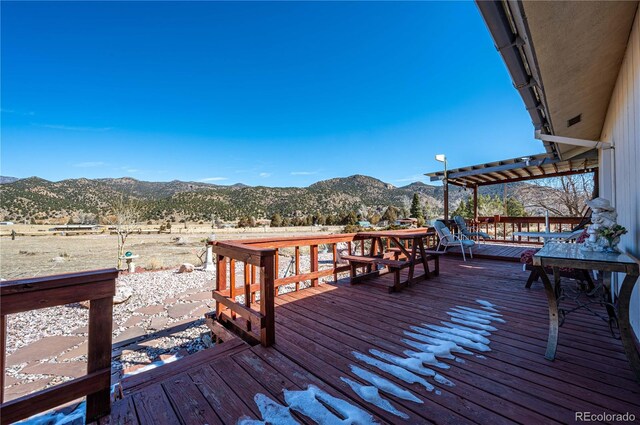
top-left (1, 1), bottom-right (539, 187)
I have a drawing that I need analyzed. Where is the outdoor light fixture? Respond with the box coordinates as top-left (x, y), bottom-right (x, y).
top-left (435, 154), bottom-right (447, 181)
top-left (521, 156), bottom-right (532, 166)
top-left (435, 153), bottom-right (449, 220)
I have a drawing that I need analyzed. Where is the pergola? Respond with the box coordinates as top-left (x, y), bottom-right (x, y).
top-left (425, 151), bottom-right (599, 220)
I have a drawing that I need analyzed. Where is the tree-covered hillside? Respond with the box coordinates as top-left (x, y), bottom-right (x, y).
top-left (0, 174), bottom-right (531, 224)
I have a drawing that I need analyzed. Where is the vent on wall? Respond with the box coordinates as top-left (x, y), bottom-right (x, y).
top-left (567, 114), bottom-right (582, 127)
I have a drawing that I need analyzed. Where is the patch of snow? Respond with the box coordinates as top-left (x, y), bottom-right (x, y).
top-left (476, 355), bottom-right (487, 359)
top-left (352, 351), bottom-right (434, 391)
top-left (402, 335), bottom-right (472, 358)
top-left (402, 350), bottom-right (449, 369)
top-left (446, 312), bottom-right (492, 325)
top-left (450, 308), bottom-right (506, 323)
top-left (407, 328), bottom-right (491, 352)
top-left (454, 357), bottom-right (466, 364)
top-left (440, 321), bottom-right (491, 336)
top-left (455, 306), bottom-right (503, 317)
top-left (122, 353), bottom-right (181, 377)
top-left (284, 388), bottom-right (344, 425)
top-left (237, 394), bottom-right (299, 425)
top-left (449, 317), bottom-right (497, 332)
top-left (369, 349), bottom-right (438, 378)
top-left (349, 365), bottom-right (423, 404)
top-left (368, 350), bottom-right (453, 387)
top-left (311, 385), bottom-right (379, 425)
top-left (422, 324), bottom-right (491, 345)
top-left (17, 401), bottom-right (85, 425)
top-left (341, 377), bottom-right (409, 419)
top-left (475, 299), bottom-right (499, 312)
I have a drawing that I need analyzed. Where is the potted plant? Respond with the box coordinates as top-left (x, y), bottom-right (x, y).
top-left (597, 224), bottom-right (627, 253)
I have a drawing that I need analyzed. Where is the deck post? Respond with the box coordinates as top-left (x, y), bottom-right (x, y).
top-left (260, 252), bottom-right (276, 347)
top-left (86, 293), bottom-right (114, 421)
top-left (216, 254), bottom-right (227, 320)
top-left (444, 176), bottom-right (449, 220)
top-left (310, 245), bottom-right (319, 287)
top-left (473, 185), bottom-right (478, 221)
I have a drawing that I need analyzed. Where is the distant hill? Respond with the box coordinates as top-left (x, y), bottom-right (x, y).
top-left (0, 176), bottom-right (20, 184)
top-left (0, 174), bottom-right (530, 224)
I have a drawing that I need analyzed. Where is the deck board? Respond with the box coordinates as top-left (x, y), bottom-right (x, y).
top-left (107, 257), bottom-right (640, 424)
top-left (445, 242), bottom-right (535, 261)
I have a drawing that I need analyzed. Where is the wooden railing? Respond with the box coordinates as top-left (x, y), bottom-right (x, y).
top-left (461, 216), bottom-right (584, 244)
top-left (210, 234), bottom-right (361, 347)
top-left (212, 241), bottom-right (277, 347)
top-left (213, 233), bottom-right (413, 346)
top-left (1, 269), bottom-right (118, 424)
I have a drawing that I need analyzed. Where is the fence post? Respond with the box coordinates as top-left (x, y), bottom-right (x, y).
top-left (86, 291), bottom-right (115, 421)
top-left (260, 252), bottom-right (276, 347)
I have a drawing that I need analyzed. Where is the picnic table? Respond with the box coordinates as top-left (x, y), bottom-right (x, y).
top-left (342, 229), bottom-right (441, 292)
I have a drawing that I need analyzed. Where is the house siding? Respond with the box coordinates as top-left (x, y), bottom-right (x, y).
top-left (600, 7), bottom-right (640, 335)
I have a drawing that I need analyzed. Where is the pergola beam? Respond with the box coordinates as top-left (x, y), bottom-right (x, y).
top-left (446, 157), bottom-right (557, 180)
top-left (474, 167), bottom-right (595, 186)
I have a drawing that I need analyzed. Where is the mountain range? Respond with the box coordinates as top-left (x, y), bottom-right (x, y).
top-left (0, 175), bottom-right (522, 224)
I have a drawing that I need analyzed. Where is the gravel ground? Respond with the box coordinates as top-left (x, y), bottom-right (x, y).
top-left (4, 250), bottom-right (349, 398)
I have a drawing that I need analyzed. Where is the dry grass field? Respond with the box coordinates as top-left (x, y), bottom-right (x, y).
top-left (0, 225), bottom-right (342, 280)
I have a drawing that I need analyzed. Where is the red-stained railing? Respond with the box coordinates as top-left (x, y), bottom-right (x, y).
top-left (1, 269), bottom-right (118, 424)
top-left (464, 216), bottom-right (584, 244)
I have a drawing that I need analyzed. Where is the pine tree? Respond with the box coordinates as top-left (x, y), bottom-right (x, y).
top-left (382, 206), bottom-right (398, 223)
top-left (270, 213), bottom-right (283, 227)
top-left (410, 193), bottom-right (424, 221)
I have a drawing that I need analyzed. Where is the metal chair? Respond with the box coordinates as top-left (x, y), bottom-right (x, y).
top-left (453, 215), bottom-right (491, 242)
top-left (433, 220), bottom-right (475, 261)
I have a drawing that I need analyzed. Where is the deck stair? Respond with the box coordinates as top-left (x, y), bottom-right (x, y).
top-left (118, 338), bottom-right (249, 397)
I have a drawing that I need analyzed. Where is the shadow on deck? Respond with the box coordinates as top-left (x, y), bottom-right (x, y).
top-left (102, 257), bottom-right (640, 424)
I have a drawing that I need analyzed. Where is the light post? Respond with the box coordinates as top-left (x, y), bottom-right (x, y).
top-left (435, 154), bottom-right (448, 220)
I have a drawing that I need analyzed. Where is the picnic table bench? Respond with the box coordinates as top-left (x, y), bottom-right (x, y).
top-left (343, 229), bottom-right (441, 292)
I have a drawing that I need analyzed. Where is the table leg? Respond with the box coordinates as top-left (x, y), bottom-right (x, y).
top-left (407, 243), bottom-right (418, 282)
top-left (552, 267), bottom-right (561, 299)
top-left (536, 266), bottom-right (560, 361)
top-left (617, 273), bottom-right (640, 382)
top-left (417, 238), bottom-right (430, 277)
top-left (601, 271), bottom-right (619, 336)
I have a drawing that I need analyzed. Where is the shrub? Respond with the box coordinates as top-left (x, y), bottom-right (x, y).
top-left (145, 257), bottom-right (163, 270)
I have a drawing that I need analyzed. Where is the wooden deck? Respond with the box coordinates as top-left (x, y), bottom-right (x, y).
top-left (102, 257), bottom-right (640, 424)
top-left (445, 242), bottom-right (537, 262)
